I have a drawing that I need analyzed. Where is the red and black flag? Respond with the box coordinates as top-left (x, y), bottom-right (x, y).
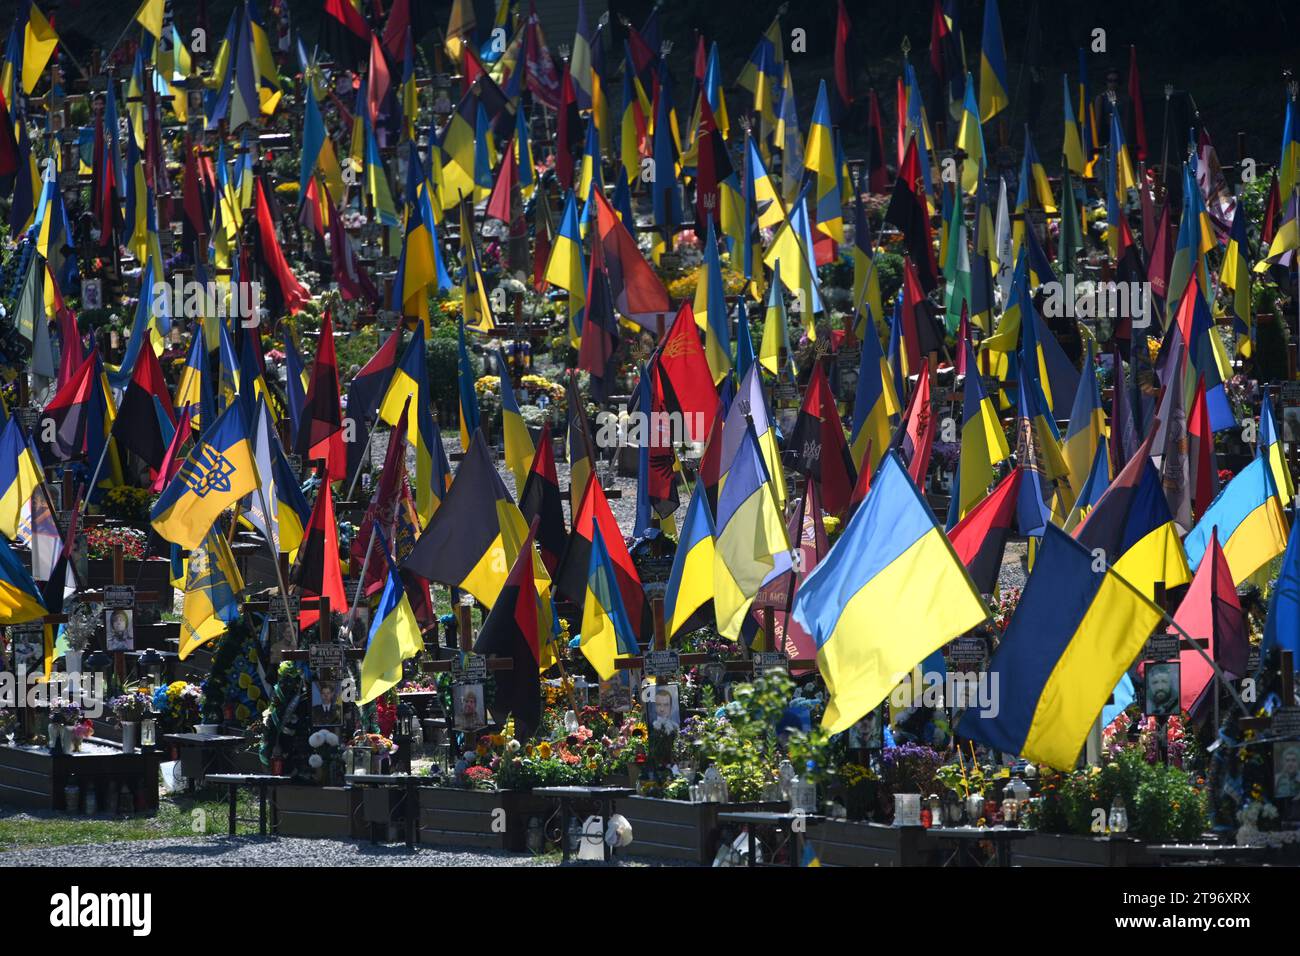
top-left (556, 67), bottom-right (581, 191)
top-left (863, 89), bottom-right (889, 194)
top-left (115, 337), bottom-right (177, 475)
top-left (885, 138), bottom-right (939, 292)
top-left (947, 466), bottom-right (1021, 595)
top-left (474, 519), bottom-right (547, 740)
top-left (344, 324), bottom-right (402, 483)
top-left (295, 480), bottom-right (348, 630)
top-left (693, 97), bottom-right (732, 239)
top-left (402, 429), bottom-right (534, 608)
top-left (787, 360), bottom-right (856, 518)
top-left (295, 310), bottom-right (347, 482)
top-left (518, 422), bottom-right (567, 575)
top-left (555, 473), bottom-right (651, 641)
top-left (900, 255), bottom-right (947, 370)
top-left (320, 0), bottom-right (371, 68)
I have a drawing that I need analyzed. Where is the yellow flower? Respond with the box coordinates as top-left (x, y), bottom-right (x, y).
top-left (538, 742), bottom-right (552, 759)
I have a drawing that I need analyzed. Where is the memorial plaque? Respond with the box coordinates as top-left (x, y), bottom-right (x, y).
top-left (1273, 707), bottom-right (1300, 737)
top-left (949, 636), bottom-right (988, 667)
top-left (451, 652), bottom-right (488, 683)
top-left (103, 585), bottom-right (135, 609)
top-left (1142, 634), bottom-right (1180, 662)
top-left (644, 650), bottom-right (680, 678)
top-left (752, 652), bottom-right (788, 675)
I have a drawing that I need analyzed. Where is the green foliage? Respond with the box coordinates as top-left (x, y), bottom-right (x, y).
top-left (1039, 748), bottom-right (1209, 841)
top-left (426, 337), bottom-right (462, 418)
top-left (875, 251), bottom-right (905, 304)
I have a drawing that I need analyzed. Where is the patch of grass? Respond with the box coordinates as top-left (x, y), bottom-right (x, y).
top-left (0, 789), bottom-right (262, 851)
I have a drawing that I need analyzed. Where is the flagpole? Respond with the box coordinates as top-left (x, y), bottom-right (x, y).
top-left (344, 425), bottom-right (377, 500)
top-left (247, 454), bottom-right (298, 636)
top-left (346, 523), bottom-right (381, 637)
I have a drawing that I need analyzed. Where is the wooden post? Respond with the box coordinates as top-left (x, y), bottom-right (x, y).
top-left (112, 544), bottom-right (126, 682)
top-left (651, 597), bottom-right (666, 653)
top-left (456, 604), bottom-right (473, 653)
top-left (761, 605), bottom-right (776, 656)
top-left (319, 596), bottom-right (331, 644)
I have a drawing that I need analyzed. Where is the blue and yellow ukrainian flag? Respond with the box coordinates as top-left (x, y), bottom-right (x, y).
top-left (1062, 73), bottom-right (1085, 176)
top-left (763, 185), bottom-right (825, 340)
top-left (852, 199), bottom-right (882, 334)
top-left (0, 417), bottom-right (43, 541)
top-left (457, 318), bottom-right (481, 451)
top-left (1260, 392), bottom-right (1295, 507)
top-left (793, 453), bottom-right (988, 733)
top-left (957, 524), bottom-right (1163, 770)
top-left (393, 148), bottom-right (439, 325)
top-left (1219, 199), bottom-right (1252, 357)
top-left (714, 419), bottom-right (792, 640)
top-left (581, 522), bottom-right (641, 680)
top-left (178, 523), bottom-right (244, 659)
top-left (379, 324), bottom-right (442, 524)
top-left (360, 538), bottom-right (425, 704)
top-left (545, 190), bottom-right (587, 345)
top-left (664, 479), bottom-right (716, 641)
top-left (0, 530), bottom-right (46, 625)
top-left (1281, 93), bottom-right (1300, 199)
top-left (736, 15), bottom-right (783, 97)
top-left (850, 306), bottom-right (901, 478)
top-left (499, 358), bottom-right (535, 492)
top-left (695, 221), bottom-right (731, 384)
top-left (1064, 441), bottom-right (1113, 532)
top-left (1062, 347), bottom-right (1107, 500)
top-left (805, 80), bottom-right (843, 242)
top-left (1184, 456), bottom-right (1290, 585)
top-left (151, 399), bottom-right (258, 550)
top-left (759, 262), bottom-right (792, 378)
top-left (956, 75), bottom-right (985, 196)
top-left (978, 0), bottom-right (1010, 122)
top-left (958, 336), bottom-right (1011, 519)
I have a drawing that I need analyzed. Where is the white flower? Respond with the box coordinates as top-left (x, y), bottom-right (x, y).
top-left (308, 754), bottom-right (323, 769)
top-left (325, 732), bottom-right (339, 748)
top-left (309, 731), bottom-right (325, 748)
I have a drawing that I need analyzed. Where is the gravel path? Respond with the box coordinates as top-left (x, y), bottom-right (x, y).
top-left (0, 835), bottom-right (677, 867)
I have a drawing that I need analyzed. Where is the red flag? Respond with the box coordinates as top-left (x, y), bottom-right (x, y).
top-left (1188, 374), bottom-right (1219, 518)
top-left (532, 185), bottom-right (553, 293)
top-left (900, 367), bottom-right (936, 487)
top-left (150, 409), bottom-right (191, 494)
top-left (254, 179), bottom-right (310, 314)
top-left (521, 5), bottom-right (561, 109)
top-left (52, 271), bottom-right (84, 389)
top-left (297, 310), bottom-right (347, 482)
top-left (486, 133), bottom-right (517, 225)
top-left (381, 0), bottom-right (412, 61)
top-left (652, 302), bottom-right (716, 444)
top-left (848, 439), bottom-right (873, 515)
top-left (116, 336), bottom-right (177, 474)
top-left (182, 136), bottom-right (205, 243)
top-left (1262, 171), bottom-right (1280, 247)
top-left (693, 35), bottom-right (707, 86)
top-left (1147, 199), bottom-right (1173, 302)
top-left (947, 467), bottom-right (1022, 595)
top-left (900, 256), bottom-right (943, 372)
top-left (834, 0), bottom-right (853, 116)
top-left (697, 401), bottom-right (725, 514)
top-left (368, 33), bottom-right (392, 126)
top-left (296, 482), bottom-right (347, 630)
top-left (865, 89), bottom-right (889, 194)
top-left (1160, 529), bottom-right (1247, 716)
top-left (556, 67), bottom-right (580, 190)
top-left (1127, 45), bottom-right (1148, 163)
top-left (886, 139), bottom-right (939, 292)
top-left (592, 187), bottom-right (670, 328)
